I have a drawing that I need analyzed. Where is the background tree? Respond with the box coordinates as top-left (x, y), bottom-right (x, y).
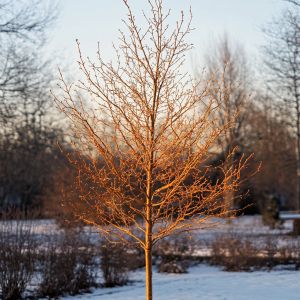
top-left (54, 1), bottom-right (248, 299)
top-left (0, 0), bottom-right (56, 122)
top-left (285, 0), bottom-right (300, 7)
top-left (263, 3), bottom-right (300, 213)
top-left (204, 36), bottom-right (252, 211)
top-left (0, 0), bottom-right (60, 210)
top-left (244, 95), bottom-right (296, 212)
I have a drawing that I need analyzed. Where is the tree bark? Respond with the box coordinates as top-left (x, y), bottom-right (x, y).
top-left (296, 108), bottom-right (300, 212)
top-left (145, 227), bottom-right (152, 300)
top-left (145, 138), bottom-right (153, 300)
top-left (224, 144), bottom-right (236, 216)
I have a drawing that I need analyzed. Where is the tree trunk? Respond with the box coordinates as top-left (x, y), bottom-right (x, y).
top-left (145, 152), bottom-right (153, 300)
top-left (145, 112), bottom-right (154, 300)
top-left (224, 188), bottom-right (234, 214)
top-left (293, 98), bottom-right (300, 235)
top-left (293, 219), bottom-right (300, 235)
top-left (296, 108), bottom-right (300, 212)
top-left (145, 233), bottom-right (152, 300)
top-left (294, 81), bottom-right (300, 212)
top-left (224, 146), bottom-right (235, 216)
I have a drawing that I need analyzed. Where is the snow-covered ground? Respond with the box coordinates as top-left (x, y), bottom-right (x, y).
top-left (63, 215), bottom-right (295, 236)
top-left (0, 215), bottom-right (295, 239)
top-left (59, 216), bottom-right (300, 300)
top-left (62, 264), bottom-right (300, 300)
top-left (198, 215), bottom-right (293, 236)
top-left (2, 215), bottom-right (300, 299)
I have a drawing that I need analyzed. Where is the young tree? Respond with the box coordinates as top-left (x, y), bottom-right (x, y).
top-left (54, 1), bottom-right (247, 299)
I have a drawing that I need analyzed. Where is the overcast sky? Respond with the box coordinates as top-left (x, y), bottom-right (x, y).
top-left (48, 0), bottom-right (288, 73)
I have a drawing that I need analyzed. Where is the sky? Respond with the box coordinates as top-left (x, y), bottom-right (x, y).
top-left (48, 0), bottom-right (288, 73)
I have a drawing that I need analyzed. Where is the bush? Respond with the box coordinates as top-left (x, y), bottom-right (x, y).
top-left (155, 233), bottom-right (195, 274)
top-left (99, 240), bottom-right (130, 287)
top-left (210, 234), bottom-right (259, 271)
top-left (0, 213), bottom-right (36, 300)
top-left (157, 260), bottom-right (188, 273)
top-left (210, 233), bottom-right (300, 271)
top-left (38, 228), bottom-right (96, 298)
top-left (275, 239), bottom-right (300, 269)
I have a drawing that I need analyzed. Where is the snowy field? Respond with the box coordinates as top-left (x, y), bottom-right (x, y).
top-left (2, 215), bottom-right (300, 299)
top-left (63, 265), bottom-right (300, 300)
top-left (20, 215), bottom-right (295, 237)
top-left (60, 216), bottom-right (300, 300)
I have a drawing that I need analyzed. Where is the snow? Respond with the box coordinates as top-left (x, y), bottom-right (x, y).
top-left (58, 216), bottom-right (300, 300)
top-left (280, 212), bottom-right (300, 220)
top-left (198, 215), bottom-right (293, 235)
top-left (2, 215), bottom-right (300, 299)
top-left (0, 215), bottom-right (294, 238)
top-left (62, 265), bottom-right (300, 300)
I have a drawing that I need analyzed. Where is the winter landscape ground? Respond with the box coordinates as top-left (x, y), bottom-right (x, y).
top-left (29, 216), bottom-right (298, 300)
top-left (1, 214), bottom-right (300, 299)
top-left (62, 265), bottom-right (300, 300)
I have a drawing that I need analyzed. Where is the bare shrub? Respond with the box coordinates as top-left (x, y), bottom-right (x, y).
top-left (276, 239), bottom-right (300, 269)
top-left (157, 260), bottom-right (188, 274)
top-left (127, 246), bottom-right (145, 270)
top-left (38, 241), bottom-right (71, 298)
top-left (38, 228), bottom-right (96, 298)
top-left (292, 240), bottom-right (300, 269)
top-left (0, 212), bottom-right (36, 300)
top-left (210, 234), bottom-right (300, 271)
top-left (99, 240), bottom-right (130, 287)
top-left (155, 234), bottom-right (195, 274)
top-left (210, 234), bottom-right (259, 271)
top-left (261, 237), bottom-right (279, 269)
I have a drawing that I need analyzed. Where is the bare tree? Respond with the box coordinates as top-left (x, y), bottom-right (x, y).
top-left (0, 0), bottom-right (59, 210)
top-left (204, 36), bottom-right (251, 211)
top-left (54, 1), bottom-right (248, 299)
top-left (263, 5), bottom-right (300, 212)
top-left (245, 96), bottom-right (296, 210)
top-left (285, 0), bottom-right (300, 7)
top-left (0, 0), bottom-right (56, 121)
